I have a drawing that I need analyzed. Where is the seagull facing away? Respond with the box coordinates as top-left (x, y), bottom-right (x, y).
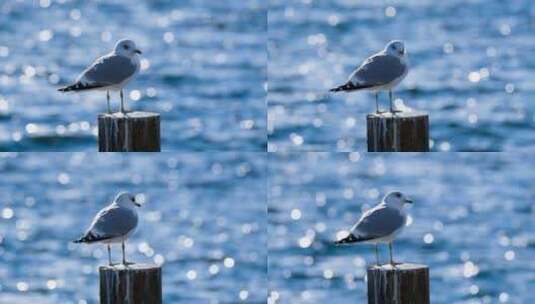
top-left (58, 39), bottom-right (142, 114)
top-left (335, 191), bottom-right (412, 266)
top-left (330, 40), bottom-right (409, 114)
top-left (73, 192), bottom-right (141, 266)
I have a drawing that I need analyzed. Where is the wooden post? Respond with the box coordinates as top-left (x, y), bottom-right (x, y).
top-left (100, 264), bottom-right (162, 304)
top-left (367, 263), bottom-right (429, 304)
top-left (98, 111), bottom-right (161, 152)
top-left (366, 111), bottom-right (429, 152)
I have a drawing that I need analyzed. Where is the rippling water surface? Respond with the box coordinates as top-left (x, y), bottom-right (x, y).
top-left (268, 153), bottom-right (535, 303)
top-left (268, 0), bottom-right (535, 152)
top-left (0, 0), bottom-right (266, 151)
top-left (0, 153), bottom-right (266, 303)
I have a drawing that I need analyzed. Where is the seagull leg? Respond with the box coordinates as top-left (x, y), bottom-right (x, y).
top-left (107, 244), bottom-right (114, 266)
top-left (106, 90), bottom-right (111, 114)
top-left (122, 241), bottom-right (126, 265)
top-left (389, 242), bottom-right (400, 266)
top-left (375, 93), bottom-right (385, 114)
top-left (122, 241), bottom-right (134, 266)
top-left (120, 89), bottom-right (125, 114)
top-left (389, 90), bottom-right (401, 114)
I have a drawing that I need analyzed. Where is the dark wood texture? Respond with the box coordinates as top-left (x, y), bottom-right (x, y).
top-left (98, 111), bottom-right (160, 152)
top-left (100, 264), bottom-right (162, 304)
top-left (367, 263), bottom-right (430, 304)
top-left (367, 111), bottom-right (429, 152)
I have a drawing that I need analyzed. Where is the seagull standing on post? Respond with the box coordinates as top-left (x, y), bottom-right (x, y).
top-left (58, 39), bottom-right (142, 114)
top-left (73, 192), bottom-right (141, 266)
top-left (330, 40), bottom-right (409, 114)
top-left (335, 191), bottom-right (413, 266)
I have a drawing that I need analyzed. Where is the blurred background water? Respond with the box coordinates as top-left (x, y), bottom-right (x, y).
top-left (267, 0), bottom-right (535, 152)
top-left (0, 0), bottom-right (266, 151)
top-left (268, 153), bottom-right (535, 303)
top-left (0, 152), bottom-right (266, 303)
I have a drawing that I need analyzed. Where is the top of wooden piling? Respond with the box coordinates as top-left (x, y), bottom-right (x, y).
top-left (366, 110), bottom-right (430, 152)
top-left (99, 263), bottom-right (160, 271)
top-left (98, 111), bottom-right (160, 120)
top-left (367, 110), bottom-right (428, 119)
top-left (367, 263), bottom-right (428, 272)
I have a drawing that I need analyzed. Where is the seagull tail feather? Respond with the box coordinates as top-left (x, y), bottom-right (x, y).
top-left (334, 233), bottom-right (373, 246)
top-left (334, 233), bottom-right (359, 245)
top-left (330, 82), bottom-right (373, 92)
top-left (72, 231), bottom-right (110, 244)
top-left (72, 237), bottom-right (85, 243)
top-left (58, 82), bottom-right (105, 92)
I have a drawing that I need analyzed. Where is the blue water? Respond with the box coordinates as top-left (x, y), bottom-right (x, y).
top-left (0, 0), bottom-right (266, 151)
top-left (268, 153), bottom-right (535, 303)
top-left (268, 0), bottom-right (535, 152)
top-left (0, 153), bottom-right (267, 303)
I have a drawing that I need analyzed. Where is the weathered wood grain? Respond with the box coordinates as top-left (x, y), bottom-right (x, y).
top-left (367, 111), bottom-right (429, 152)
top-left (367, 263), bottom-right (429, 304)
top-left (98, 111), bottom-right (160, 152)
top-left (100, 264), bottom-right (162, 304)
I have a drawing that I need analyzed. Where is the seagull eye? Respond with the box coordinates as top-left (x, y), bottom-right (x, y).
top-left (124, 45), bottom-right (129, 49)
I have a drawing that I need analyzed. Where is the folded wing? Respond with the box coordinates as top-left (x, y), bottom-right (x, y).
top-left (59, 54), bottom-right (137, 92)
top-left (351, 204), bottom-right (405, 240)
top-left (348, 54), bottom-right (406, 87)
top-left (74, 204), bottom-right (137, 243)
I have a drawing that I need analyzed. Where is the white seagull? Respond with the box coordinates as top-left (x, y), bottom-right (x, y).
top-left (73, 192), bottom-right (141, 266)
top-left (330, 40), bottom-right (409, 114)
top-left (58, 39), bottom-right (142, 114)
top-left (335, 191), bottom-right (412, 266)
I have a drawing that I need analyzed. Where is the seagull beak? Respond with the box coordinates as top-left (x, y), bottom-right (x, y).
top-left (135, 49), bottom-right (142, 54)
top-left (404, 197), bottom-right (413, 204)
top-left (132, 197), bottom-right (141, 207)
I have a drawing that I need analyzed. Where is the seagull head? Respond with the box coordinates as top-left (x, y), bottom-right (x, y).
top-left (115, 191), bottom-right (141, 208)
top-left (383, 191), bottom-right (412, 208)
top-left (385, 40), bottom-right (406, 58)
top-left (115, 39), bottom-right (142, 57)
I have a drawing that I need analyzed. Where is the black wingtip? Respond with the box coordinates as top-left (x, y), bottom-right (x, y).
top-left (73, 231), bottom-right (97, 244)
top-left (58, 84), bottom-right (75, 92)
top-left (72, 236), bottom-right (85, 243)
top-left (330, 82), bottom-right (375, 93)
top-left (334, 233), bottom-right (359, 245)
top-left (329, 86), bottom-right (344, 92)
top-left (330, 82), bottom-right (357, 92)
top-left (57, 82), bottom-right (105, 93)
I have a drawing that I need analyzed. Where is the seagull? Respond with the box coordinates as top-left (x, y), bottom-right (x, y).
top-left (73, 192), bottom-right (141, 266)
top-left (334, 191), bottom-right (413, 266)
top-left (330, 40), bottom-right (409, 114)
top-left (58, 39), bottom-right (142, 114)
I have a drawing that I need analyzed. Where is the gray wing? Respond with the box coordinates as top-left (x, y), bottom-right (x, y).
top-left (78, 53), bottom-right (137, 86)
top-left (85, 204), bottom-right (137, 239)
top-left (348, 54), bottom-right (406, 86)
top-left (350, 204), bottom-right (405, 239)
